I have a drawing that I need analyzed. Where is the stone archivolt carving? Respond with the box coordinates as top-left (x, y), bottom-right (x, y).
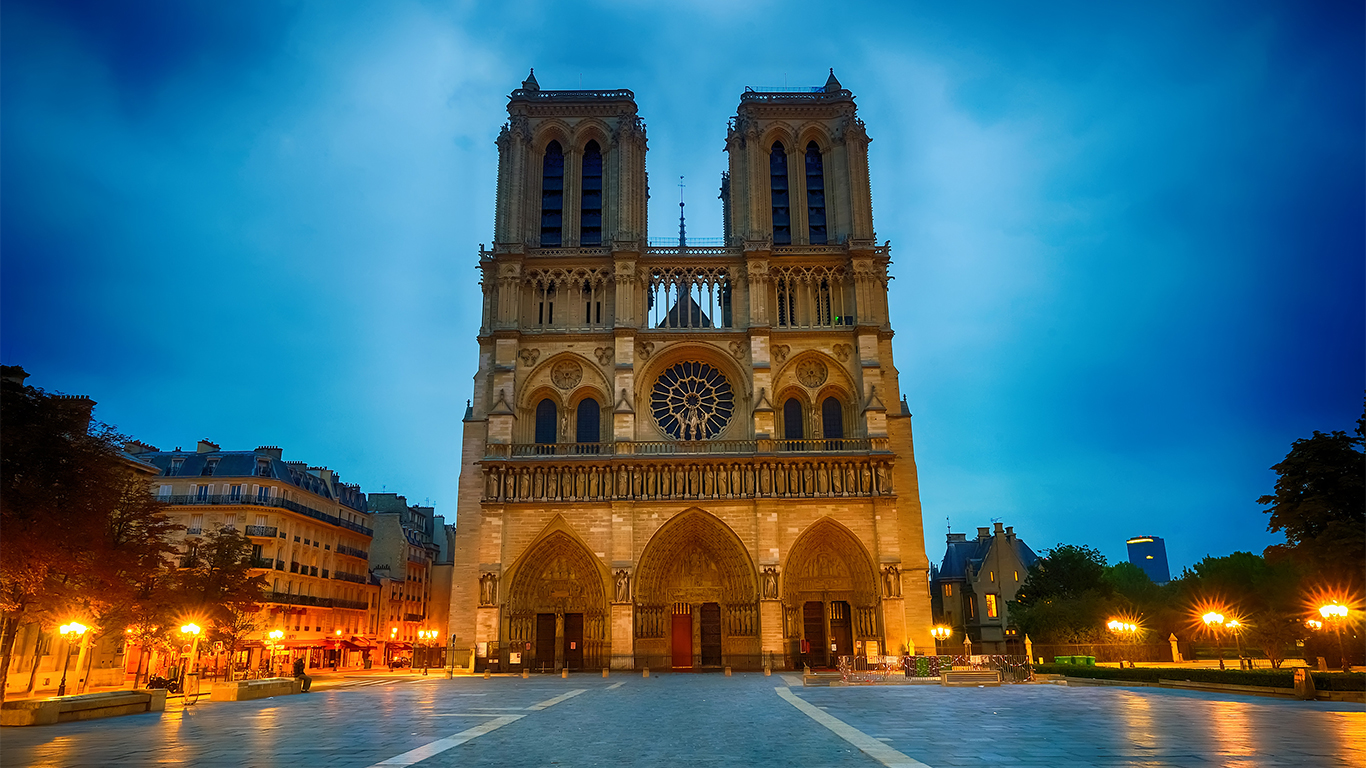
top-left (480, 457), bottom-right (894, 503)
top-left (506, 531), bottom-right (605, 615)
top-left (783, 521), bottom-right (880, 639)
top-left (551, 359), bottom-right (583, 389)
top-left (519, 349), bottom-right (540, 367)
top-left (796, 359), bottom-right (828, 388)
top-left (634, 511), bottom-right (757, 626)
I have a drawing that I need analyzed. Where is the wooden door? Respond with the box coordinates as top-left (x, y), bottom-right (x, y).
top-left (535, 614), bottom-right (556, 672)
top-left (830, 600), bottom-right (854, 660)
top-left (563, 613), bottom-right (584, 670)
top-left (700, 603), bottom-right (722, 666)
top-left (803, 601), bottom-right (826, 667)
top-left (671, 608), bottom-right (693, 668)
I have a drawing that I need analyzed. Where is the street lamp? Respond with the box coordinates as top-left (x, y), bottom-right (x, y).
top-left (180, 623), bottom-right (202, 695)
top-left (267, 629), bottom-right (284, 677)
top-left (930, 625), bottom-right (952, 649)
top-left (1225, 619), bottom-right (1247, 669)
top-left (1202, 611), bottom-right (1226, 670)
top-left (57, 622), bottom-right (88, 696)
top-left (1318, 603), bottom-right (1351, 671)
top-left (1107, 619), bottom-right (1139, 668)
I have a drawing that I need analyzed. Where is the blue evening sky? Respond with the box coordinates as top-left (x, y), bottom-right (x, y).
top-left (3, 1), bottom-right (1361, 573)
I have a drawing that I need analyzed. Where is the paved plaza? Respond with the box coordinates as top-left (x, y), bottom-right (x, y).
top-left (2, 673), bottom-right (1362, 767)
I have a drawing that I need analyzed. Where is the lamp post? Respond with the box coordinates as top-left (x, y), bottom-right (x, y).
top-left (179, 623), bottom-right (202, 694)
top-left (1107, 619), bottom-right (1139, 667)
top-left (1225, 620), bottom-right (1245, 669)
top-left (267, 629), bottom-right (284, 677)
top-left (1318, 603), bottom-right (1351, 671)
top-left (1202, 611), bottom-right (1226, 670)
top-left (930, 626), bottom-right (952, 655)
top-left (57, 622), bottom-right (88, 696)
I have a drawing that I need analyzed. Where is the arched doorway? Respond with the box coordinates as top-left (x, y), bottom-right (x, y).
top-left (504, 530), bottom-right (609, 671)
top-left (634, 509), bottom-right (759, 670)
top-left (782, 519), bottom-right (881, 668)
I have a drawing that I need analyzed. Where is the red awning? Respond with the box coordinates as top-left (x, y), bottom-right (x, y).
top-left (386, 641), bottom-right (413, 650)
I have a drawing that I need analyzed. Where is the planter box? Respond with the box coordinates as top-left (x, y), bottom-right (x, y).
top-left (210, 677), bottom-right (301, 702)
top-left (2, 689), bottom-right (167, 727)
top-left (941, 670), bottom-right (1002, 687)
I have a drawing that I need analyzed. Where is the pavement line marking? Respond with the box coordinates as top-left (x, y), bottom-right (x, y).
top-left (525, 689), bottom-right (588, 710)
top-left (366, 715), bottom-right (524, 767)
top-left (468, 707), bottom-right (529, 710)
top-left (429, 713), bottom-right (507, 717)
top-left (606, 681), bottom-right (625, 690)
top-left (775, 687), bottom-right (933, 768)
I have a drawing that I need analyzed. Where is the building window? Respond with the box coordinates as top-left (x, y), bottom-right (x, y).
top-left (196, 485), bottom-right (209, 501)
top-left (990, 571), bottom-right (995, 583)
top-left (535, 399), bottom-right (558, 446)
top-left (986, 594), bottom-right (999, 618)
top-left (805, 142), bottom-right (826, 244)
top-left (229, 485), bottom-right (242, 501)
top-left (1014, 570), bottom-right (1019, 582)
top-left (575, 398), bottom-right (601, 447)
top-left (201, 459), bottom-right (219, 476)
top-left (770, 142), bottom-right (790, 245)
top-left (821, 397), bottom-right (844, 443)
top-left (537, 281), bottom-right (556, 326)
top-left (541, 141), bottom-right (564, 246)
top-left (189, 514), bottom-right (204, 534)
top-left (169, 459), bottom-right (184, 475)
top-left (782, 398), bottom-right (804, 441)
top-left (256, 459), bottom-right (271, 478)
top-left (943, 583), bottom-right (953, 597)
top-left (158, 485), bottom-right (172, 499)
top-left (649, 362), bottom-right (736, 440)
top-left (257, 486), bottom-right (269, 502)
top-left (580, 140), bottom-right (602, 246)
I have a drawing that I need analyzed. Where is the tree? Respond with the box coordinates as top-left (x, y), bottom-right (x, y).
top-left (172, 526), bottom-right (267, 645)
top-left (1011, 545), bottom-right (1115, 643)
top-left (1, 373), bottom-right (132, 701)
top-left (1258, 398), bottom-right (1366, 590)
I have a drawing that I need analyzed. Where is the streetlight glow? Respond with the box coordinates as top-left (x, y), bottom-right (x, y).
top-left (1319, 603), bottom-right (1349, 619)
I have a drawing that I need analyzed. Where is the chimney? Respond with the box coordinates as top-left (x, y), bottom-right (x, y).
top-left (124, 440), bottom-right (159, 455)
top-left (1005, 526), bottom-right (1015, 540)
top-left (977, 527), bottom-right (991, 540)
top-left (256, 445), bottom-right (284, 460)
top-left (994, 522), bottom-right (1004, 535)
top-left (197, 439), bottom-right (220, 453)
top-left (947, 533), bottom-right (967, 543)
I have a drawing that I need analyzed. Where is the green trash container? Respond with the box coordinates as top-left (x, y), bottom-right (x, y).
top-left (1083, 656), bottom-right (1096, 666)
top-left (1054, 655), bottom-right (1073, 665)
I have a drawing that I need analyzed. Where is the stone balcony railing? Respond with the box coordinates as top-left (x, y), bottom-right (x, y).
top-left (160, 494), bottom-right (373, 537)
top-left (480, 442), bottom-right (894, 504)
top-left (486, 437), bottom-right (884, 459)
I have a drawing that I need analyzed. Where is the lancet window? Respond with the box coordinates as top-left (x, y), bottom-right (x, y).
top-left (576, 398), bottom-right (601, 449)
top-left (783, 398), bottom-right (804, 440)
top-left (534, 399), bottom-right (557, 445)
top-left (580, 141), bottom-right (603, 246)
top-left (805, 142), bottom-right (826, 245)
top-left (772, 265), bottom-right (853, 328)
top-left (771, 142), bottom-right (791, 245)
top-left (524, 268), bottom-right (611, 330)
top-left (541, 141), bottom-right (564, 247)
top-left (646, 266), bottom-right (734, 329)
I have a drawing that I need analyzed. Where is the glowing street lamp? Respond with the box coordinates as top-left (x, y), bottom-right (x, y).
top-left (1202, 611), bottom-right (1227, 670)
top-left (57, 622), bottom-right (88, 696)
top-left (1318, 603), bottom-right (1351, 671)
top-left (929, 626), bottom-right (952, 654)
top-left (180, 623), bottom-right (202, 695)
top-left (1107, 619), bottom-right (1140, 668)
top-left (267, 629), bottom-right (284, 677)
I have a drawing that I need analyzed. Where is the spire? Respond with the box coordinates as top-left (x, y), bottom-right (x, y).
top-left (824, 68), bottom-right (842, 93)
top-left (678, 175), bottom-right (686, 247)
top-left (522, 68), bottom-right (539, 92)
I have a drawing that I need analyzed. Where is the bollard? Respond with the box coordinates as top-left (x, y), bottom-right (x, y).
top-left (643, 667), bottom-right (650, 678)
top-left (561, 669), bottom-right (568, 679)
top-left (724, 666), bottom-right (732, 677)
top-left (483, 670), bottom-right (491, 679)
top-left (522, 669), bottom-right (529, 679)
top-left (602, 668), bottom-right (609, 678)
top-left (763, 666), bottom-right (771, 677)
top-left (803, 665), bottom-right (811, 675)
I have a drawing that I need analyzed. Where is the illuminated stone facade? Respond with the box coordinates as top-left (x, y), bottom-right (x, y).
top-left (449, 71), bottom-right (933, 671)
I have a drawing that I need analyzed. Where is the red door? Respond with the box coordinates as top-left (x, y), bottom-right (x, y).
top-left (671, 608), bottom-right (693, 668)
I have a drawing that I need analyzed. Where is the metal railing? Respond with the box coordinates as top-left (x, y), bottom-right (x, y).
top-left (333, 571), bottom-right (369, 585)
top-left (336, 545), bottom-right (369, 560)
top-left (263, 591), bottom-right (335, 608)
top-left (490, 438), bottom-right (877, 459)
top-left (250, 557), bottom-right (275, 570)
top-left (160, 494), bottom-right (372, 537)
top-left (404, 613), bottom-right (425, 623)
top-left (245, 525), bottom-right (277, 538)
top-left (333, 599), bottom-right (369, 611)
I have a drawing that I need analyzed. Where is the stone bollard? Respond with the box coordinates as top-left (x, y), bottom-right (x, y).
top-left (764, 666), bottom-right (771, 677)
top-left (522, 669), bottom-right (529, 679)
top-left (483, 670), bottom-right (491, 679)
top-left (643, 667), bottom-right (650, 678)
top-left (724, 666), bottom-right (732, 677)
top-left (602, 668), bottom-right (609, 678)
top-left (803, 665), bottom-right (811, 675)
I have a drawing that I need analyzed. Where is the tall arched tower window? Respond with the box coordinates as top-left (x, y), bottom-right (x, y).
top-left (576, 398), bottom-right (601, 445)
top-left (783, 398), bottom-right (804, 441)
top-left (581, 141), bottom-right (603, 246)
top-left (822, 397), bottom-right (844, 445)
top-left (805, 142), bottom-right (826, 245)
top-left (535, 398), bottom-right (558, 445)
top-left (770, 142), bottom-right (790, 245)
top-left (541, 141), bottom-right (564, 246)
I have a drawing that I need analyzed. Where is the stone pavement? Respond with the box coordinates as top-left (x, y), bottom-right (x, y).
top-left (1, 673), bottom-right (1361, 767)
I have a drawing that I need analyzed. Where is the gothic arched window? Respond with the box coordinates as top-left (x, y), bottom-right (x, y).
top-left (770, 142), bottom-right (790, 245)
top-left (581, 140), bottom-right (603, 246)
top-left (805, 142), bottom-right (826, 245)
top-left (783, 397), bottom-right (804, 441)
top-left (535, 398), bottom-right (558, 445)
top-left (822, 397), bottom-right (844, 446)
top-left (541, 141), bottom-right (564, 246)
top-left (576, 397), bottom-right (601, 447)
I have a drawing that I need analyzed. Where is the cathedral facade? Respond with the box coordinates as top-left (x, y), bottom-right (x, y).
top-left (448, 71), bottom-right (933, 671)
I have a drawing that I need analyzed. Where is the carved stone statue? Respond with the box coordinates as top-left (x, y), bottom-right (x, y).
top-left (762, 567), bottom-right (779, 600)
top-left (882, 565), bottom-right (901, 598)
top-left (614, 570), bottom-right (631, 603)
top-left (479, 572), bottom-right (498, 606)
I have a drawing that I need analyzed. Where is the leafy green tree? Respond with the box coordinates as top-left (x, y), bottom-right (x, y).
top-left (172, 526), bottom-right (267, 641)
top-left (1012, 545), bottom-right (1115, 643)
top-left (1258, 398), bottom-right (1365, 590)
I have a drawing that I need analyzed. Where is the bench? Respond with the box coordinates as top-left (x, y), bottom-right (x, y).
top-left (210, 677), bottom-right (301, 702)
top-left (941, 669), bottom-right (1003, 687)
top-left (2, 689), bottom-right (168, 727)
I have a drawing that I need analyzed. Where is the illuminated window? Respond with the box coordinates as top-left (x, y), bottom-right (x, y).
top-left (943, 583), bottom-right (953, 597)
top-left (989, 571), bottom-right (995, 583)
top-left (1013, 570), bottom-right (1019, 582)
top-left (986, 594), bottom-right (999, 618)
top-left (541, 141), bottom-right (564, 246)
top-left (967, 597), bottom-right (976, 619)
top-left (1146, 555), bottom-right (1154, 560)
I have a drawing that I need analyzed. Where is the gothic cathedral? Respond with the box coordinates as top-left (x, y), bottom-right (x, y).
top-left (449, 70), bottom-right (933, 671)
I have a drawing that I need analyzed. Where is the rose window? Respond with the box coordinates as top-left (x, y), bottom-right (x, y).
top-left (650, 362), bottom-right (735, 440)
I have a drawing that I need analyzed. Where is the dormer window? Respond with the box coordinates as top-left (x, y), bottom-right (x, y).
top-left (202, 459), bottom-right (219, 476)
top-left (256, 459), bottom-right (271, 478)
top-left (170, 459), bottom-right (184, 476)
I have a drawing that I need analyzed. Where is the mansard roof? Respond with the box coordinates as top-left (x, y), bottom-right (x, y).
top-left (141, 447), bottom-right (368, 512)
